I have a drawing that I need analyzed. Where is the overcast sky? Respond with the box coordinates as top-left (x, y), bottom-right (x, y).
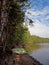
top-left (25, 0), bottom-right (49, 38)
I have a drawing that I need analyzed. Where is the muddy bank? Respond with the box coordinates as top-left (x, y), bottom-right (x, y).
top-left (0, 53), bottom-right (43, 65)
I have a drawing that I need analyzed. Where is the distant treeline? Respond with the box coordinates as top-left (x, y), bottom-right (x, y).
top-left (23, 30), bottom-right (49, 44)
top-left (22, 30), bottom-right (49, 52)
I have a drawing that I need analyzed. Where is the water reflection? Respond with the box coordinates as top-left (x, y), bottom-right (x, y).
top-left (30, 43), bottom-right (49, 65)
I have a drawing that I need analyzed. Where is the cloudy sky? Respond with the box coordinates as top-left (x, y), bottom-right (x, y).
top-left (25, 0), bottom-right (49, 38)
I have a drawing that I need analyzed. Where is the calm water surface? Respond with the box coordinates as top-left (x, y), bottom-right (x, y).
top-left (30, 43), bottom-right (49, 65)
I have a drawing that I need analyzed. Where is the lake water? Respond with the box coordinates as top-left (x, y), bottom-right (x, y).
top-left (30, 43), bottom-right (49, 65)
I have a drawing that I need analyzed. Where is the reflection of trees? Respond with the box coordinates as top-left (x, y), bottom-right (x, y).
top-left (25, 43), bottom-right (40, 52)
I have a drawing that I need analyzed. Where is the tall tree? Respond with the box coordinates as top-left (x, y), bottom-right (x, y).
top-left (0, 0), bottom-right (9, 52)
top-left (0, 0), bottom-right (27, 52)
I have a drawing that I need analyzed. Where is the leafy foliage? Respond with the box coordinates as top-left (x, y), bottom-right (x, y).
top-left (7, 0), bottom-right (29, 49)
top-left (0, 0), bottom-right (28, 52)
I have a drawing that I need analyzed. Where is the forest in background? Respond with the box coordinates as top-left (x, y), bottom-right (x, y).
top-left (0, 0), bottom-right (49, 53)
top-left (23, 29), bottom-right (49, 52)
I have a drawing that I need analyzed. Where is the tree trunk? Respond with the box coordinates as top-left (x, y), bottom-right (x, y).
top-left (0, 0), bottom-right (8, 53)
top-left (0, 1), bottom-right (1, 46)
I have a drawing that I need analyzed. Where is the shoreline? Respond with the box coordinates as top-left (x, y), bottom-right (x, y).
top-left (0, 53), bottom-right (43, 65)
